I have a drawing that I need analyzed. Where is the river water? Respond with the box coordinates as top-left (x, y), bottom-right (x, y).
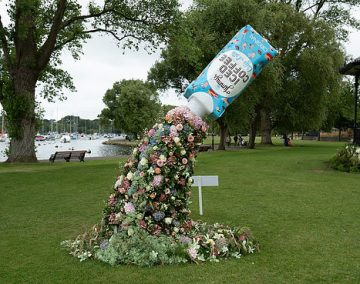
top-left (0, 138), bottom-right (132, 162)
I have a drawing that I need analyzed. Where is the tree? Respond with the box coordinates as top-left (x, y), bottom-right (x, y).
top-left (0, 0), bottom-right (179, 162)
top-left (321, 80), bottom-right (358, 139)
top-left (148, 0), bottom-right (268, 149)
top-left (267, 0), bottom-right (360, 40)
top-left (149, 0), bottom-right (355, 149)
top-left (99, 79), bottom-right (161, 138)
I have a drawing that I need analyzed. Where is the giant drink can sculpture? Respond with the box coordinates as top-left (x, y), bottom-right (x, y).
top-left (185, 25), bottom-right (278, 118)
top-left (63, 25), bottom-right (280, 266)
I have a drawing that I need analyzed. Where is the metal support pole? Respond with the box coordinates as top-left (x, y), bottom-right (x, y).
top-left (211, 132), bottom-right (214, 151)
top-left (198, 181), bottom-right (203, 216)
top-left (354, 74), bottom-right (359, 145)
top-left (211, 124), bottom-right (215, 151)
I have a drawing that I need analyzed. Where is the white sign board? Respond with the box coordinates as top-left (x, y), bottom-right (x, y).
top-left (192, 176), bottom-right (219, 215)
top-left (192, 176), bottom-right (219, 187)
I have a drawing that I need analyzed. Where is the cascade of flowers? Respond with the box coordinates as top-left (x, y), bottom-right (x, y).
top-left (62, 106), bottom-right (258, 265)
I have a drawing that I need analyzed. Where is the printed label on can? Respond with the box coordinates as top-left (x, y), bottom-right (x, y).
top-left (207, 50), bottom-right (253, 98)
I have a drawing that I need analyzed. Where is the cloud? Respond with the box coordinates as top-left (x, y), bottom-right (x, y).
top-left (38, 34), bottom-right (176, 120)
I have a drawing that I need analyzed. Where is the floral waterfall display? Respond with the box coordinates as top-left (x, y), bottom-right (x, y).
top-left (62, 107), bottom-right (258, 266)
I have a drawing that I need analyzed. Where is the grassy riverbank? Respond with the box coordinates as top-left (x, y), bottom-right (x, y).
top-left (0, 140), bottom-right (359, 283)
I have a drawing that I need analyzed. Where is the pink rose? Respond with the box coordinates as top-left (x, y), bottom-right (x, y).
top-left (187, 135), bottom-right (194, 142)
top-left (239, 234), bottom-right (246, 241)
top-left (182, 158), bottom-right (188, 165)
top-left (139, 219), bottom-right (147, 229)
top-left (108, 194), bottom-right (116, 206)
top-left (118, 187), bottom-right (126, 194)
top-left (123, 180), bottom-right (130, 189)
top-left (108, 213), bottom-right (116, 224)
top-left (176, 124), bottom-right (183, 131)
top-left (148, 128), bottom-right (156, 137)
top-left (156, 159), bottom-right (164, 167)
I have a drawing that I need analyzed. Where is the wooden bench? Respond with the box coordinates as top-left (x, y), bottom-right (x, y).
top-left (199, 145), bottom-right (212, 152)
top-left (49, 150), bottom-right (87, 163)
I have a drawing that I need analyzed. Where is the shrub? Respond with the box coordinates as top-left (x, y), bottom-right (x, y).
top-left (330, 144), bottom-right (360, 173)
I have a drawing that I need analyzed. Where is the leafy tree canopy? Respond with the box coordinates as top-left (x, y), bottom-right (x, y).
top-left (148, 0), bottom-right (352, 137)
top-left (100, 79), bottom-right (161, 138)
top-left (0, 0), bottom-right (179, 162)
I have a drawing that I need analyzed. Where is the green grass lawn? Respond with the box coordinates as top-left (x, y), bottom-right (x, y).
top-left (0, 140), bottom-right (359, 283)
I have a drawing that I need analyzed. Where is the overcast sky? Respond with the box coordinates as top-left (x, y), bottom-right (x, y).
top-left (0, 1), bottom-right (359, 120)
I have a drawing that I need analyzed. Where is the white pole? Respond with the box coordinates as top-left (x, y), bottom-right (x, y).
top-left (1, 111), bottom-right (4, 134)
top-left (198, 179), bottom-right (203, 216)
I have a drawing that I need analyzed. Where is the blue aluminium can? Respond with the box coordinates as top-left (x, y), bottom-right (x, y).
top-left (185, 25), bottom-right (278, 119)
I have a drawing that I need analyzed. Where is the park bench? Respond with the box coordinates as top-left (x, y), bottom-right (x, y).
top-left (199, 145), bottom-right (212, 152)
top-left (49, 150), bottom-right (87, 163)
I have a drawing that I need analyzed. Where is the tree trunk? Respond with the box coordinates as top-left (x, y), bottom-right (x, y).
top-left (217, 117), bottom-right (227, 150)
top-left (5, 71), bottom-right (37, 163)
top-left (248, 109), bottom-right (260, 149)
top-left (260, 109), bottom-right (272, 145)
top-left (7, 118), bottom-right (37, 162)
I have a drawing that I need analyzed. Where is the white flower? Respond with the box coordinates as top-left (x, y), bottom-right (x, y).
top-left (115, 212), bottom-right (123, 222)
top-left (153, 146), bottom-right (159, 150)
top-left (164, 217), bottom-right (173, 224)
top-left (114, 175), bottom-right (125, 189)
top-left (173, 137), bottom-right (180, 144)
top-left (158, 123), bottom-right (163, 129)
top-left (147, 167), bottom-right (154, 175)
top-left (231, 252), bottom-right (242, 259)
top-left (114, 179), bottom-right (121, 189)
top-left (213, 233), bottom-right (224, 240)
top-left (206, 239), bottom-right (215, 246)
top-left (248, 246), bottom-right (255, 254)
top-left (126, 172), bottom-right (133, 180)
top-left (187, 247), bottom-right (198, 260)
top-left (173, 227), bottom-right (179, 233)
top-left (159, 154), bottom-right (167, 161)
top-left (180, 149), bottom-right (186, 156)
top-left (150, 250), bottom-right (158, 259)
top-left (132, 147), bottom-right (138, 155)
top-left (78, 251), bottom-right (92, 262)
top-left (221, 246), bottom-right (229, 253)
top-left (140, 157), bottom-right (148, 166)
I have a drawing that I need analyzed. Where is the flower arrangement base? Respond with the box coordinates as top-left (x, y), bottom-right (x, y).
top-left (62, 107), bottom-right (258, 265)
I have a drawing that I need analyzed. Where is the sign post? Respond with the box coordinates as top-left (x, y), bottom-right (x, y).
top-left (192, 176), bottom-right (219, 215)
